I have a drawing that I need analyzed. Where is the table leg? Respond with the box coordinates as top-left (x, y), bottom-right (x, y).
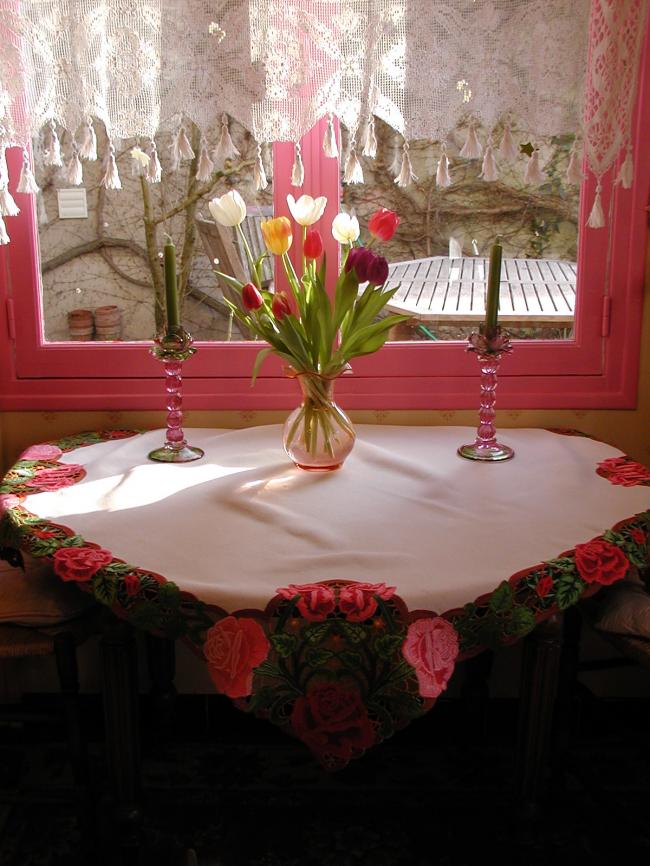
top-left (145, 634), bottom-right (177, 744)
top-left (515, 613), bottom-right (563, 814)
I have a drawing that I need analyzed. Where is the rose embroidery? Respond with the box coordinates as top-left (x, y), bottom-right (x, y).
top-left (596, 456), bottom-right (650, 487)
top-left (20, 444), bottom-right (63, 462)
top-left (535, 574), bottom-right (554, 599)
top-left (124, 574), bottom-right (141, 597)
top-left (402, 617), bottom-right (459, 698)
top-left (277, 583), bottom-right (336, 621)
top-left (338, 582), bottom-right (396, 622)
top-left (0, 493), bottom-right (21, 513)
top-left (25, 464), bottom-right (85, 492)
top-left (574, 538), bottom-right (630, 585)
top-left (291, 682), bottom-right (375, 762)
top-left (204, 616), bottom-right (270, 698)
top-left (630, 528), bottom-right (646, 546)
top-left (53, 546), bottom-right (113, 582)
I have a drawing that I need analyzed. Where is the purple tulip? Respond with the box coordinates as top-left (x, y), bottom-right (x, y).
top-left (344, 247), bottom-right (374, 283)
top-left (367, 254), bottom-right (389, 286)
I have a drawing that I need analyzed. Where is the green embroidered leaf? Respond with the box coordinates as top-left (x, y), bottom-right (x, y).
top-left (555, 573), bottom-right (585, 610)
top-left (92, 571), bottom-right (118, 606)
top-left (603, 530), bottom-right (626, 546)
top-left (157, 582), bottom-right (181, 609)
top-left (547, 556), bottom-right (576, 573)
top-left (60, 535), bottom-right (85, 548)
top-left (338, 621), bottom-right (368, 643)
top-left (305, 647), bottom-right (334, 666)
top-left (338, 650), bottom-right (363, 669)
top-left (247, 686), bottom-right (279, 713)
top-left (489, 581), bottom-right (513, 614)
top-left (252, 660), bottom-right (283, 680)
top-left (304, 622), bottom-right (332, 644)
top-left (367, 702), bottom-right (395, 739)
top-left (463, 602), bottom-right (477, 615)
top-left (270, 633), bottom-right (298, 657)
top-left (103, 562), bottom-right (134, 576)
top-left (375, 634), bottom-right (404, 660)
top-left (129, 601), bottom-right (162, 631)
top-left (507, 605), bottom-right (536, 637)
top-left (388, 692), bottom-right (425, 721)
top-left (28, 539), bottom-right (60, 557)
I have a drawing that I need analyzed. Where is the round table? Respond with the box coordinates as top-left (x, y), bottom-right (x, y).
top-left (1, 425), bottom-right (649, 770)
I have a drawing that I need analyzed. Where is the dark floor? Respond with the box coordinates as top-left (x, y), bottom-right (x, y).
top-left (1, 694), bottom-right (649, 866)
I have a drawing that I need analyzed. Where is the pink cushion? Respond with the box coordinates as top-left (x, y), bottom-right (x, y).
top-left (0, 554), bottom-right (95, 626)
top-left (592, 575), bottom-right (650, 639)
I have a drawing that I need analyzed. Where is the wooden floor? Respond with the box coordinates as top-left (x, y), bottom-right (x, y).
top-left (385, 256), bottom-right (577, 325)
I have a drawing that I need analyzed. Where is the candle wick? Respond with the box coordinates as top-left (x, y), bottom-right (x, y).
top-left (164, 232), bottom-right (174, 245)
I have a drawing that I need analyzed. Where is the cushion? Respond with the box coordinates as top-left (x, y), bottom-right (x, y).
top-left (590, 574), bottom-right (650, 639)
top-left (0, 553), bottom-right (95, 626)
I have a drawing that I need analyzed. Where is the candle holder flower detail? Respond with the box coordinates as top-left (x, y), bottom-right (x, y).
top-left (457, 326), bottom-right (515, 462)
top-left (148, 328), bottom-right (205, 463)
top-left (211, 191), bottom-right (408, 471)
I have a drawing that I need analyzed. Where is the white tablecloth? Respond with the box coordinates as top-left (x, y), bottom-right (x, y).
top-left (24, 426), bottom-right (650, 615)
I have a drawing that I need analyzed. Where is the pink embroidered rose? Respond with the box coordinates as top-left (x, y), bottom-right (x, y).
top-left (124, 574), bottom-right (141, 597)
top-left (402, 617), bottom-right (459, 699)
top-left (25, 464), bottom-right (85, 492)
top-left (291, 682), bottom-right (375, 763)
top-left (53, 545), bottom-right (113, 582)
top-left (574, 538), bottom-right (630, 586)
top-left (20, 444), bottom-right (63, 462)
top-left (0, 494), bottom-right (21, 513)
top-left (204, 616), bottom-right (270, 698)
top-left (277, 583), bottom-right (336, 621)
top-left (596, 456), bottom-right (650, 487)
top-left (535, 574), bottom-right (554, 599)
top-left (338, 582), bottom-right (396, 622)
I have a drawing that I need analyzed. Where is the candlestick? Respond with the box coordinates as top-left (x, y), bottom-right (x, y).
top-left (485, 240), bottom-right (502, 339)
top-left (163, 235), bottom-right (180, 331)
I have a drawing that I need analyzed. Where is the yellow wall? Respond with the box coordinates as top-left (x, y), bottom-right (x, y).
top-left (1, 263), bottom-right (649, 470)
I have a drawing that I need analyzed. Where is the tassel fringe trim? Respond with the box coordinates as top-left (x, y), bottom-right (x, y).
top-left (587, 182), bottom-right (605, 228)
top-left (323, 114), bottom-right (338, 158)
top-left (343, 144), bottom-right (364, 184)
top-left (394, 142), bottom-right (417, 187)
top-left (17, 150), bottom-right (40, 194)
top-left (436, 144), bottom-right (453, 188)
top-left (213, 113), bottom-right (240, 170)
top-left (291, 142), bottom-right (304, 187)
top-left (101, 141), bottom-right (122, 190)
top-left (362, 116), bottom-right (377, 159)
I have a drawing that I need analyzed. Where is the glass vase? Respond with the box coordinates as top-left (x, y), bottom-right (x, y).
top-left (283, 370), bottom-right (356, 471)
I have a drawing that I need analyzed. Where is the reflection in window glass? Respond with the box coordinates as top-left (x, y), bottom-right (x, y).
top-left (342, 119), bottom-right (580, 342)
top-left (37, 121), bottom-right (272, 342)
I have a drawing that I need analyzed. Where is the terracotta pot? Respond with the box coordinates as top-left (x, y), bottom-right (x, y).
top-left (94, 305), bottom-right (122, 341)
top-left (67, 308), bottom-right (94, 341)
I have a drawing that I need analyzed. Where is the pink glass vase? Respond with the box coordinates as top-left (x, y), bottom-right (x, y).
top-left (283, 369), bottom-right (356, 471)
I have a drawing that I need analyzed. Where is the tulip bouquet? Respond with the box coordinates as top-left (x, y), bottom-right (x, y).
top-left (209, 189), bottom-right (408, 468)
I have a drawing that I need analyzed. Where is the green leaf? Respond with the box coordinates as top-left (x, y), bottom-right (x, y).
top-left (129, 601), bottom-right (162, 631)
top-left (305, 647), bottom-right (334, 666)
top-left (333, 267), bottom-right (360, 333)
top-left (60, 535), bottom-right (85, 548)
top-left (252, 660), bottom-right (283, 679)
top-left (375, 634), bottom-right (404, 660)
top-left (92, 571), bottom-right (118, 606)
top-left (29, 539), bottom-right (60, 557)
top-left (488, 581), bottom-right (513, 613)
top-left (270, 632), bottom-right (298, 657)
top-left (555, 573), bottom-right (585, 610)
top-left (304, 622), bottom-right (332, 644)
top-left (388, 692), bottom-right (425, 721)
top-left (338, 621), bottom-right (368, 643)
top-left (158, 582), bottom-right (181, 609)
top-left (251, 347), bottom-right (275, 384)
top-left (214, 269), bottom-right (244, 292)
top-left (338, 650), bottom-right (363, 669)
top-left (507, 605), bottom-right (536, 637)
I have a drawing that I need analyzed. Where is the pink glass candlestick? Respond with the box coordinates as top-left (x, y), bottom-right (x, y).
top-left (458, 327), bottom-right (514, 462)
top-left (148, 329), bottom-right (204, 463)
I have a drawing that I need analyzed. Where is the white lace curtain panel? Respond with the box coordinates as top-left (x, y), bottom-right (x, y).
top-left (0, 0), bottom-right (647, 244)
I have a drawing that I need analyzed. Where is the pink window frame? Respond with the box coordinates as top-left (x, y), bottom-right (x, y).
top-left (0, 30), bottom-right (648, 412)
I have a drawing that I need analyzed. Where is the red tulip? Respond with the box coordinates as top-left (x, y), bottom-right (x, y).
top-left (242, 282), bottom-right (263, 311)
top-left (271, 291), bottom-right (292, 320)
top-left (368, 208), bottom-right (400, 242)
top-left (303, 229), bottom-right (324, 260)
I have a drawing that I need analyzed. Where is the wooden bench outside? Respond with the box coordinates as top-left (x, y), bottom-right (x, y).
top-left (384, 255), bottom-right (577, 328)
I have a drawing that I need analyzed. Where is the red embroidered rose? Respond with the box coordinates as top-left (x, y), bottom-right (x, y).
top-left (574, 538), bottom-right (630, 586)
top-left (124, 574), bottom-right (141, 597)
top-left (0, 494), bottom-right (21, 513)
top-left (402, 617), bottom-right (459, 698)
top-left (53, 546), bottom-right (113, 582)
top-left (338, 582), bottom-right (396, 622)
top-left (596, 456), bottom-right (650, 487)
top-left (535, 574), bottom-right (554, 598)
top-left (277, 583), bottom-right (336, 621)
top-left (25, 464), bottom-right (85, 492)
top-left (203, 616), bottom-right (270, 699)
top-left (33, 529), bottom-right (56, 540)
top-left (291, 682), bottom-right (375, 763)
top-left (20, 444), bottom-right (63, 461)
top-left (630, 528), bottom-right (647, 546)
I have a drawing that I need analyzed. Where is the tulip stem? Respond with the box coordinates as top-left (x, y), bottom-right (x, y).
top-left (236, 224), bottom-right (260, 290)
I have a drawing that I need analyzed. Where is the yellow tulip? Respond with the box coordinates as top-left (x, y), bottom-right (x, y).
top-left (261, 216), bottom-right (293, 255)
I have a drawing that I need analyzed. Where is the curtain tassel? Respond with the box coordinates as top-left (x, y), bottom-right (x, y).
top-left (170, 124), bottom-right (195, 171)
top-left (343, 144), bottom-right (364, 184)
top-left (617, 146), bottom-right (633, 189)
top-left (0, 150), bottom-right (19, 215)
top-left (394, 141), bottom-right (417, 187)
top-left (17, 150), bottom-right (40, 194)
top-left (195, 138), bottom-right (214, 182)
top-left (0, 216), bottom-right (9, 245)
top-left (147, 141), bottom-right (162, 183)
top-left (43, 119), bottom-right (63, 167)
top-left (253, 143), bottom-right (268, 191)
top-left (565, 140), bottom-right (584, 185)
top-left (361, 115), bottom-right (377, 159)
top-left (587, 182), bottom-right (605, 229)
top-left (65, 145), bottom-right (83, 186)
top-left (78, 118), bottom-right (97, 161)
top-left (213, 113), bottom-right (240, 170)
top-left (460, 123), bottom-right (482, 160)
top-left (498, 125), bottom-right (518, 162)
top-left (524, 150), bottom-right (546, 185)
top-left (101, 142), bottom-right (122, 190)
top-left (480, 138), bottom-right (498, 182)
top-left (323, 114), bottom-right (338, 158)
top-left (291, 142), bottom-right (304, 187)
top-left (436, 144), bottom-right (453, 188)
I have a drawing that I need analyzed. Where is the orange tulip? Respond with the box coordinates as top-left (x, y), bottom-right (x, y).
top-left (261, 216), bottom-right (293, 255)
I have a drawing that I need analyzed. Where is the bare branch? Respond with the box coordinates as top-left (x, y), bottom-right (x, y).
top-left (42, 237), bottom-right (148, 273)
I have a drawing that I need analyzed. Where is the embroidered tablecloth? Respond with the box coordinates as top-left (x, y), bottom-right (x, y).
top-left (1, 426), bottom-right (648, 768)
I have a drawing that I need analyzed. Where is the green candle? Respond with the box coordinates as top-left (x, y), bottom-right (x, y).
top-left (485, 240), bottom-right (502, 339)
top-left (163, 235), bottom-right (180, 331)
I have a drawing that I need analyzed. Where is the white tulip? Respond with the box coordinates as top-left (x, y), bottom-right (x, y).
top-left (209, 190), bottom-right (247, 227)
top-left (331, 212), bottom-right (360, 244)
top-left (286, 193), bottom-right (327, 227)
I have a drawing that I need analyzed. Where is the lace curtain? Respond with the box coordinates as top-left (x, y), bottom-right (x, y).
top-left (0, 0), bottom-right (647, 244)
